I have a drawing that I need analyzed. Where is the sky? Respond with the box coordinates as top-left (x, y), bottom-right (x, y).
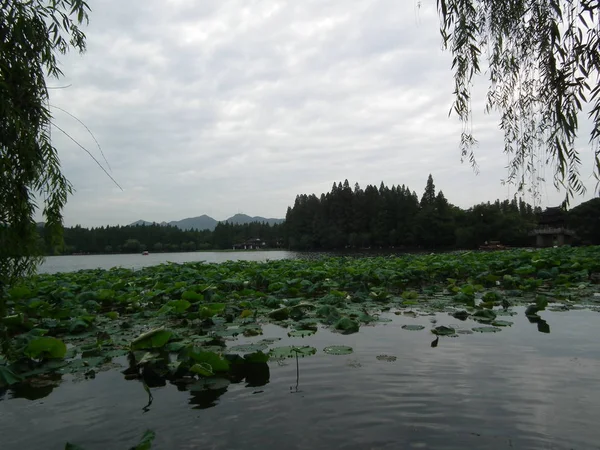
top-left (46, 0), bottom-right (599, 227)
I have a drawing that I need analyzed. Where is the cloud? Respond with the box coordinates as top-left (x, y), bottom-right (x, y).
top-left (44, 0), bottom-right (597, 227)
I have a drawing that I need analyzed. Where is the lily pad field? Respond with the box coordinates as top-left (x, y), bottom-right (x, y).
top-left (2, 246), bottom-right (600, 449)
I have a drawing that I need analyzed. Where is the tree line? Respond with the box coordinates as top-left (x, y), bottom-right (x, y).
top-left (284, 176), bottom-right (600, 250)
top-left (39, 175), bottom-right (599, 255)
top-left (39, 221), bottom-right (284, 255)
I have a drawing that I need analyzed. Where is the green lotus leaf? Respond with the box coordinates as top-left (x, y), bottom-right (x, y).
top-left (190, 362), bottom-right (214, 376)
top-left (334, 317), bottom-right (359, 334)
top-left (229, 343), bottom-right (268, 353)
top-left (287, 329), bottom-right (316, 338)
top-left (189, 377), bottom-right (230, 392)
top-left (131, 327), bottom-right (172, 350)
top-left (472, 326), bottom-right (502, 333)
top-left (323, 345), bottom-right (353, 355)
top-left (24, 336), bottom-right (67, 359)
top-left (432, 326), bottom-right (456, 336)
top-left (401, 324), bottom-right (425, 331)
top-left (243, 351), bottom-right (270, 363)
top-left (269, 346), bottom-right (316, 359)
top-left (187, 350), bottom-right (230, 372)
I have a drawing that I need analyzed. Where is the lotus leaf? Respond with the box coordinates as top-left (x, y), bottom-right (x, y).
top-left (25, 337), bottom-right (67, 359)
top-left (323, 345), bottom-right (353, 355)
top-left (188, 350), bottom-right (230, 372)
top-left (229, 343), bottom-right (268, 353)
top-left (243, 351), bottom-right (270, 363)
top-left (401, 324), bottom-right (425, 331)
top-left (334, 317), bottom-right (359, 334)
top-left (131, 328), bottom-right (173, 350)
top-left (190, 363), bottom-right (214, 376)
top-left (432, 326), bottom-right (456, 336)
top-left (269, 346), bottom-right (316, 359)
top-left (472, 326), bottom-right (502, 333)
top-left (287, 329), bottom-right (316, 338)
top-left (189, 377), bottom-right (230, 392)
top-left (268, 307), bottom-right (289, 321)
top-left (452, 310), bottom-right (470, 320)
top-left (0, 365), bottom-right (22, 386)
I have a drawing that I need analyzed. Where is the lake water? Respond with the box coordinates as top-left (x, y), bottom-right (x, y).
top-left (1, 308), bottom-right (600, 449)
top-left (38, 251), bottom-right (301, 274)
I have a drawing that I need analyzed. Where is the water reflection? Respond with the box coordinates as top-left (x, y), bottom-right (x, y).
top-left (526, 314), bottom-right (551, 333)
top-left (2, 310), bottom-right (600, 450)
top-left (8, 374), bottom-right (62, 400)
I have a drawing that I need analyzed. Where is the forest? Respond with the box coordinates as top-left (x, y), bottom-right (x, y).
top-left (39, 175), bottom-right (600, 254)
top-left (286, 176), bottom-right (600, 250)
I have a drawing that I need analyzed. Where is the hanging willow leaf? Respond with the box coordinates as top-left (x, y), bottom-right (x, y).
top-left (437, 0), bottom-right (600, 203)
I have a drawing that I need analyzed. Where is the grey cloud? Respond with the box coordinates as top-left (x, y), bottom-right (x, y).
top-left (40, 0), bottom-right (597, 227)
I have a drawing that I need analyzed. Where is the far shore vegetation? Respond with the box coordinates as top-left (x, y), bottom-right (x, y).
top-left (39, 176), bottom-right (600, 256)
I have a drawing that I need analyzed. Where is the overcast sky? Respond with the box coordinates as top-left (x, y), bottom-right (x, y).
top-left (47, 0), bottom-right (598, 227)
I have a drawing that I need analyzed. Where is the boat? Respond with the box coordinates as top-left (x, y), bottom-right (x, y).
top-left (142, 251), bottom-right (149, 256)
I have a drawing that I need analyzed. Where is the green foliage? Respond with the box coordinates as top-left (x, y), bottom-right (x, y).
top-left (0, 0), bottom-right (89, 289)
top-left (46, 221), bottom-right (285, 255)
top-left (334, 317), bottom-right (360, 334)
top-left (25, 336), bottom-right (67, 359)
top-left (0, 365), bottom-right (22, 387)
top-left (187, 350), bottom-right (230, 373)
top-left (269, 346), bottom-right (317, 359)
top-left (0, 246), bottom-right (598, 386)
top-left (285, 177), bottom-right (539, 250)
top-left (432, 326), bottom-right (456, 336)
top-left (401, 324), bottom-right (425, 331)
top-left (130, 328), bottom-right (172, 351)
top-left (437, 0), bottom-right (600, 201)
top-left (323, 345), bottom-right (353, 355)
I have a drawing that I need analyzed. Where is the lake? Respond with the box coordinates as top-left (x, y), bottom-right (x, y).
top-left (38, 251), bottom-right (301, 274)
top-left (1, 308), bottom-right (599, 449)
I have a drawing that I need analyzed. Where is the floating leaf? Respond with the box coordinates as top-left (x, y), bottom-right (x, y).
top-left (432, 326), bottom-right (456, 336)
top-left (0, 365), bottom-right (22, 386)
top-left (376, 354), bottom-right (397, 362)
top-left (401, 324), bottom-right (425, 331)
top-left (452, 310), bottom-right (470, 320)
top-left (287, 329), bottom-right (316, 338)
top-left (472, 326), bottom-right (502, 333)
top-left (492, 320), bottom-right (513, 327)
top-left (269, 346), bottom-right (316, 359)
top-left (188, 350), bottom-right (230, 372)
top-left (189, 377), bottom-right (230, 392)
top-left (131, 327), bottom-right (172, 350)
top-left (268, 307), bottom-right (289, 321)
top-left (334, 317), bottom-right (359, 334)
top-left (190, 363), bottom-right (214, 376)
top-left (240, 309), bottom-right (253, 318)
top-left (323, 345), bottom-right (353, 355)
top-left (229, 343), bottom-right (268, 353)
top-left (243, 351), bottom-right (270, 363)
top-left (25, 337), bottom-right (67, 359)
top-left (457, 329), bottom-right (474, 335)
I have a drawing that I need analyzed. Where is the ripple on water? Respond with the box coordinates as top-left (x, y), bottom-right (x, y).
top-left (1, 310), bottom-right (600, 449)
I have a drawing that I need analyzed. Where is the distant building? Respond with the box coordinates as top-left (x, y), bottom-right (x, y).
top-left (233, 238), bottom-right (267, 250)
top-left (529, 207), bottom-right (575, 247)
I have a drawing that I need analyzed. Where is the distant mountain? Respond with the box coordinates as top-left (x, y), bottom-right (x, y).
top-left (131, 219), bottom-right (168, 227)
top-left (224, 214), bottom-right (284, 226)
top-left (169, 215), bottom-right (218, 231)
top-left (130, 219), bottom-right (154, 226)
top-left (129, 214), bottom-right (284, 231)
